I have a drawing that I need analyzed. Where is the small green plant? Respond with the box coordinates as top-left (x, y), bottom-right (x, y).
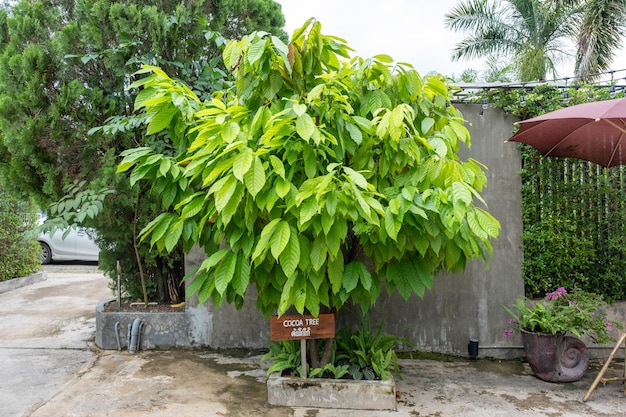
top-left (261, 340), bottom-right (303, 377)
top-left (336, 318), bottom-right (409, 381)
top-left (309, 362), bottom-right (350, 379)
top-left (0, 191), bottom-right (40, 281)
top-left (504, 287), bottom-right (621, 344)
top-left (263, 318), bottom-right (409, 380)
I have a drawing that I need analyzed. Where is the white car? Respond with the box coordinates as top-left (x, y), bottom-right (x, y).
top-left (38, 227), bottom-right (100, 264)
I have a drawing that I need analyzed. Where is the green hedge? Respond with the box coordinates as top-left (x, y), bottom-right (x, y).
top-left (0, 191), bottom-right (40, 281)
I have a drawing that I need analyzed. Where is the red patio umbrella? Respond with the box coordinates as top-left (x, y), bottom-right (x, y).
top-left (506, 97), bottom-right (626, 167)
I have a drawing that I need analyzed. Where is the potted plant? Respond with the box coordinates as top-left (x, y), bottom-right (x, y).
top-left (263, 319), bottom-right (406, 410)
top-left (504, 287), bottom-right (619, 382)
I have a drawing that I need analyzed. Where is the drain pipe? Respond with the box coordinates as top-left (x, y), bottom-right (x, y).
top-left (114, 321), bottom-right (122, 350)
top-left (468, 335), bottom-right (625, 359)
top-left (128, 318), bottom-right (144, 353)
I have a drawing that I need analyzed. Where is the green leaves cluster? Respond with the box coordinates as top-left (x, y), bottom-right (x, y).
top-left (118, 19), bottom-right (500, 317)
top-left (0, 190), bottom-right (40, 281)
top-left (504, 287), bottom-right (621, 344)
top-left (262, 318), bottom-right (408, 380)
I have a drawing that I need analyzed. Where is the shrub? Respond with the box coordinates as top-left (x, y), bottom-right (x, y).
top-left (0, 191), bottom-right (40, 281)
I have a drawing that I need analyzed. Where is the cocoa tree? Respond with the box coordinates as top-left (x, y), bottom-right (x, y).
top-left (119, 19), bottom-right (500, 365)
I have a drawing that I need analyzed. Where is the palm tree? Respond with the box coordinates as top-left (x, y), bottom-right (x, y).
top-left (444, 0), bottom-right (581, 81)
top-left (561, 0), bottom-right (626, 78)
top-left (483, 55), bottom-right (515, 82)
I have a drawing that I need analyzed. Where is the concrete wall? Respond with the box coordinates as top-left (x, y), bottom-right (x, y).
top-left (363, 104), bottom-right (525, 358)
top-left (185, 104), bottom-right (526, 358)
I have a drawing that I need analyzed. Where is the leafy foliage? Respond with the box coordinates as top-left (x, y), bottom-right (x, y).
top-left (262, 318), bottom-right (408, 380)
top-left (262, 340), bottom-right (303, 377)
top-left (335, 319), bottom-right (409, 381)
top-left (0, 0), bottom-right (286, 302)
top-left (119, 19), bottom-right (500, 317)
top-left (504, 287), bottom-right (621, 344)
top-left (0, 190), bottom-right (40, 281)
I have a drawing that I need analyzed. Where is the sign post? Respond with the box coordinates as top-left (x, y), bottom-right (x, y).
top-left (270, 313), bottom-right (335, 378)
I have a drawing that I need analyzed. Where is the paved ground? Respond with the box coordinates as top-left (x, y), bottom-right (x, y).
top-left (1, 265), bottom-right (626, 417)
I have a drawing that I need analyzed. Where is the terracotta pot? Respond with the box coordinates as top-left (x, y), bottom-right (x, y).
top-left (520, 329), bottom-right (589, 382)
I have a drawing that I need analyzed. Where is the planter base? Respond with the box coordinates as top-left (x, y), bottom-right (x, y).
top-left (267, 373), bottom-right (396, 410)
top-left (95, 299), bottom-right (190, 350)
top-left (521, 330), bottom-right (589, 382)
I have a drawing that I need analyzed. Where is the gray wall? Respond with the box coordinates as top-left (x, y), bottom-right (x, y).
top-left (185, 104), bottom-right (526, 358)
top-left (363, 104), bottom-right (524, 358)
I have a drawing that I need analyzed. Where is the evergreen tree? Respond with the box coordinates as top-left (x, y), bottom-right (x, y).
top-left (0, 0), bottom-right (286, 303)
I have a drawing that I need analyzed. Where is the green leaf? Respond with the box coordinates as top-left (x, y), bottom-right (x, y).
top-left (244, 156), bottom-right (266, 197)
top-left (467, 211), bottom-right (488, 240)
top-left (327, 252), bottom-right (344, 293)
top-left (164, 221), bottom-right (183, 252)
top-left (269, 155), bottom-right (285, 178)
top-left (148, 214), bottom-right (174, 247)
top-left (251, 219), bottom-right (281, 263)
top-left (214, 251), bottom-right (237, 295)
top-left (358, 262), bottom-right (372, 291)
top-left (147, 106), bottom-right (176, 135)
top-left (343, 167), bottom-right (368, 189)
top-left (186, 274), bottom-right (209, 299)
top-left (345, 122), bottom-right (362, 145)
top-left (310, 236), bottom-right (327, 271)
top-left (293, 278), bottom-right (307, 314)
top-left (278, 274), bottom-right (297, 315)
top-left (373, 54), bottom-right (394, 63)
top-left (293, 103), bottom-right (307, 116)
top-left (221, 122), bottom-right (241, 143)
top-left (158, 158), bottom-right (172, 177)
top-left (247, 39), bottom-right (266, 65)
top-left (270, 221), bottom-right (291, 259)
top-left (201, 249), bottom-right (229, 271)
top-left (475, 208), bottom-right (500, 238)
top-left (325, 221), bottom-right (344, 259)
top-left (384, 209), bottom-right (400, 241)
top-left (215, 175), bottom-right (238, 212)
top-left (305, 285), bottom-right (321, 317)
top-left (276, 177), bottom-right (291, 198)
top-left (233, 149), bottom-right (253, 182)
top-left (421, 117), bottom-right (435, 134)
top-left (296, 113), bottom-right (315, 141)
top-left (343, 262), bottom-right (359, 293)
top-left (451, 182), bottom-right (472, 206)
top-left (299, 198), bottom-right (317, 225)
top-left (232, 256), bottom-right (251, 297)
top-left (279, 228), bottom-right (300, 277)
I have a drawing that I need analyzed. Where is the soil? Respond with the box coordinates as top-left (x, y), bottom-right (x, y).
top-left (102, 299), bottom-right (185, 313)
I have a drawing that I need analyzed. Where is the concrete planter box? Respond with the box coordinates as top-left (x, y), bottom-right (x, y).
top-left (266, 373), bottom-right (397, 410)
top-left (95, 299), bottom-right (190, 350)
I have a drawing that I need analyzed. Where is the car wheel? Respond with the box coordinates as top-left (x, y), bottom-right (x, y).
top-left (40, 242), bottom-right (52, 264)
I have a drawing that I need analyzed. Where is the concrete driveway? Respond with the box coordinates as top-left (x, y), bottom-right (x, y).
top-left (1, 265), bottom-right (626, 417)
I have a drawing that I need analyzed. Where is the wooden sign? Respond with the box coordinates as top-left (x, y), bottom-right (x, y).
top-left (269, 313), bottom-right (335, 341)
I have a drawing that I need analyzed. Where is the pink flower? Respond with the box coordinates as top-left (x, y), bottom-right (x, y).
top-left (605, 321), bottom-right (612, 330)
top-left (504, 329), bottom-right (513, 338)
top-left (545, 287), bottom-right (568, 301)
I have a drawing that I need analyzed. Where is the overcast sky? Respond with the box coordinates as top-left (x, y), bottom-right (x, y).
top-left (275, 0), bottom-right (626, 82)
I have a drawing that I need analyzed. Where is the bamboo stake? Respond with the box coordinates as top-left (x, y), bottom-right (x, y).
top-left (582, 332), bottom-right (626, 402)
